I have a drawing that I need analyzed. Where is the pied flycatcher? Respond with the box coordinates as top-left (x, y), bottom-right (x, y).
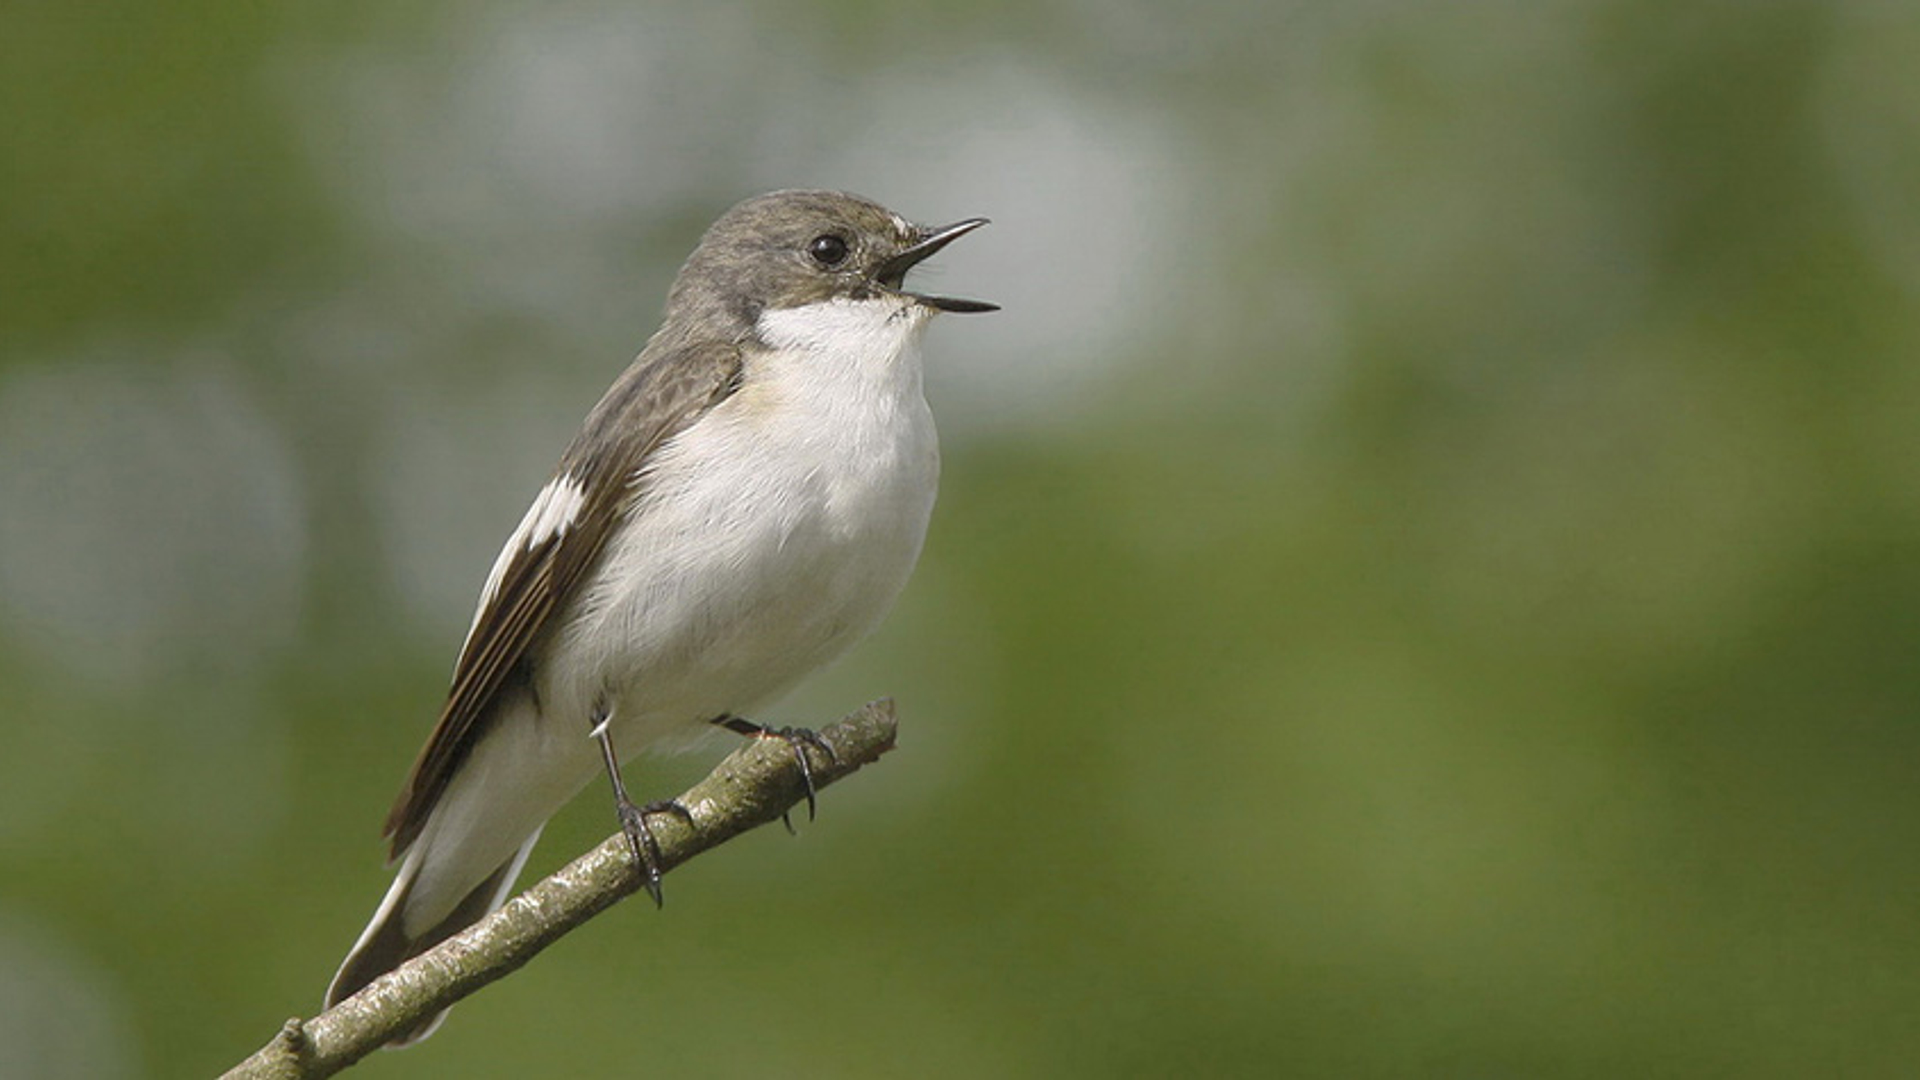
top-left (326, 190), bottom-right (994, 1044)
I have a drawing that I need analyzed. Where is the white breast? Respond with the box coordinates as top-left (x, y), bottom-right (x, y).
top-left (550, 295), bottom-right (941, 746)
top-left (392, 296), bottom-right (943, 927)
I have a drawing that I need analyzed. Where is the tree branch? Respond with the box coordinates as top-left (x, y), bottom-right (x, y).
top-left (222, 699), bottom-right (900, 1080)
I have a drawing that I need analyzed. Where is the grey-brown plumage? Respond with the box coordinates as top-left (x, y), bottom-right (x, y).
top-left (664, 189), bottom-right (991, 334)
top-left (326, 190), bottom-right (992, 1045)
top-left (382, 341), bottom-right (744, 858)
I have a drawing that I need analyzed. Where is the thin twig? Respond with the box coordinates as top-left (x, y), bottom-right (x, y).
top-left (222, 699), bottom-right (900, 1079)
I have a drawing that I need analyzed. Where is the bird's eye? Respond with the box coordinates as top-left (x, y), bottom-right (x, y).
top-left (807, 233), bottom-right (850, 267)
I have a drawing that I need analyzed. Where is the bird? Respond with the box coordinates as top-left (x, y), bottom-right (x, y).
top-left (325, 189), bottom-right (995, 1044)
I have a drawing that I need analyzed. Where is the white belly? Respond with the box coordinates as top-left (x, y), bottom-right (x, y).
top-left (551, 345), bottom-right (941, 746)
top-left (408, 299), bottom-right (941, 925)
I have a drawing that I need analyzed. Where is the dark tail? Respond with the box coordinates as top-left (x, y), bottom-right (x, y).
top-left (325, 836), bottom-right (536, 1047)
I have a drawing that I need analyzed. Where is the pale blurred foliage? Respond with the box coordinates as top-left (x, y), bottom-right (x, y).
top-left (3, 1), bottom-right (1919, 1077)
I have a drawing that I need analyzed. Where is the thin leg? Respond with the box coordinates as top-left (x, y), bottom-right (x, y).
top-left (591, 706), bottom-right (676, 906)
top-left (711, 715), bottom-right (839, 831)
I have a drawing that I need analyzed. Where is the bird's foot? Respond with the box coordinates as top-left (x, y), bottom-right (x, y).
top-left (713, 716), bottom-right (839, 832)
top-left (615, 798), bottom-right (693, 906)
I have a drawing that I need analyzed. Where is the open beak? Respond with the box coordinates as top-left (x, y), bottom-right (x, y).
top-left (876, 218), bottom-right (998, 313)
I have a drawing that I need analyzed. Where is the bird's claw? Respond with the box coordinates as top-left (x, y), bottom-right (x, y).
top-left (615, 798), bottom-right (690, 907)
top-left (714, 717), bottom-right (838, 827)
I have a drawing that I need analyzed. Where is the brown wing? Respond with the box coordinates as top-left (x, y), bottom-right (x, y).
top-left (381, 339), bottom-right (744, 857)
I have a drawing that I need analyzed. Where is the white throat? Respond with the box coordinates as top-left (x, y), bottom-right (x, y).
top-left (755, 296), bottom-right (932, 382)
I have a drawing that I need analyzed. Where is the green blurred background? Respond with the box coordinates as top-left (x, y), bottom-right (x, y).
top-left (5, 1), bottom-right (1920, 1076)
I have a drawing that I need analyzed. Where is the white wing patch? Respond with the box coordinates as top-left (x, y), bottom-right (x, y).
top-left (462, 472), bottom-right (586, 650)
top-left (525, 472), bottom-right (587, 545)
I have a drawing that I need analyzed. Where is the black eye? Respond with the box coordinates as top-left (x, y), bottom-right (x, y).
top-left (807, 233), bottom-right (850, 267)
